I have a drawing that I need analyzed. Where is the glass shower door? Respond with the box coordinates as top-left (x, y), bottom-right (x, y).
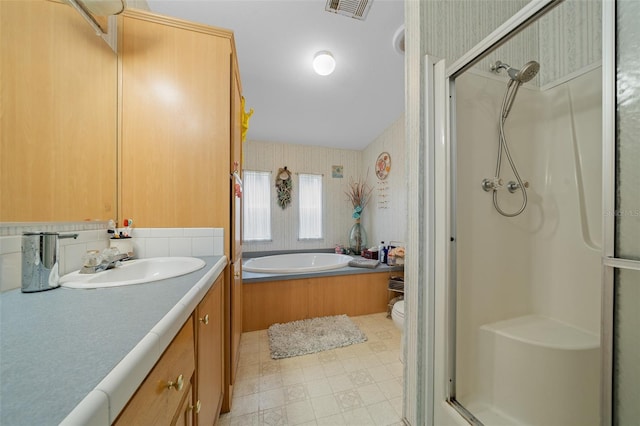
top-left (610, 0), bottom-right (640, 423)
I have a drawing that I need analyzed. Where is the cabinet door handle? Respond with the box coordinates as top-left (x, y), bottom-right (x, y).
top-left (190, 400), bottom-right (202, 414)
top-left (199, 314), bottom-right (209, 325)
top-left (234, 271), bottom-right (240, 278)
top-left (166, 374), bottom-right (184, 391)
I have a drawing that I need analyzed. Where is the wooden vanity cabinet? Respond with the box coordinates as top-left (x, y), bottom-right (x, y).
top-left (195, 275), bottom-right (224, 425)
top-left (113, 274), bottom-right (225, 425)
top-left (114, 318), bottom-right (195, 425)
top-left (173, 384), bottom-right (194, 426)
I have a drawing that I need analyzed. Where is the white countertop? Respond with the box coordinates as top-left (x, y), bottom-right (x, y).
top-left (0, 256), bottom-right (226, 426)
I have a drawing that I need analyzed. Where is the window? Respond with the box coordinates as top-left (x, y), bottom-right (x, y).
top-left (243, 170), bottom-right (271, 241)
top-left (298, 173), bottom-right (323, 239)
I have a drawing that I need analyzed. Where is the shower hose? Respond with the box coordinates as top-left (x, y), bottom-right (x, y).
top-left (493, 78), bottom-right (528, 217)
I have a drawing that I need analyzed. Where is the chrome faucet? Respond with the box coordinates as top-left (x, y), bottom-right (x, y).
top-left (80, 251), bottom-right (130, 274)
top-left (22, 232), bottom-right (78, 293)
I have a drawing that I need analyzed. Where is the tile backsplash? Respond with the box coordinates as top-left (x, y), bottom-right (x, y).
top-left (0, 224), bottom-right (224, 293)
top-left (131, 228), bottom-right (224, 259)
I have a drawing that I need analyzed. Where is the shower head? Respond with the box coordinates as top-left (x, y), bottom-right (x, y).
top-left (509, 61), bottom-right (540, 83)
top-left (490, 60), bottom-right (540, 83)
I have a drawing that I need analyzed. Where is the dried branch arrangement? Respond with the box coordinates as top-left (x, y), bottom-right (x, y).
top-left (345, 173), bottom-right (373, 219)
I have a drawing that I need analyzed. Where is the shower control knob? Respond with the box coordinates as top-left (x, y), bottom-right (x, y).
top-left (481, 177), bottom-right (503, 192)
top-left (507, 180), bottom-right (529, 193)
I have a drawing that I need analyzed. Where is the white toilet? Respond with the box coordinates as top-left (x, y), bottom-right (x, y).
top-left (391, 299), bottom-right (405, 330)
top-left (391, 300), bottom-right (405, 363)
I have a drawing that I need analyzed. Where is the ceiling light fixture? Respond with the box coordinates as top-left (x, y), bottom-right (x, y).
top-left (313, 51), bottom-right (336, 76)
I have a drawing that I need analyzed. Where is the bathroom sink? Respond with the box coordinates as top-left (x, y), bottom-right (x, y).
top-left (59, 257), bottom-right (206, 289)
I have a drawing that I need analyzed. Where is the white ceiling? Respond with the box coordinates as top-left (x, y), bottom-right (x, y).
top-left (145, 0), bottom-right (405, 150)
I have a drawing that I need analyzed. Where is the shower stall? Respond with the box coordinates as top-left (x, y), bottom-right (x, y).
top-left (422, 0), bottom-right (604, 424)
top-left (453, 52), bottom-right (602, 424)
top-left (403, 0), bottom-right (640, 424)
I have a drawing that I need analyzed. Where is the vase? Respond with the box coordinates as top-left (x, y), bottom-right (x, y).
top-left (348, 219), bottom-right (368, 254)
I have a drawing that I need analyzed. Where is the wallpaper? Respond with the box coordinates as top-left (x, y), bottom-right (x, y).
top-left (538, 0), bottom-right (602, 87)
top-left (242, 140), bottom-right (362, 252)
top-left (422, 0), bottom-right (601, 88)
top-left (362, 115), bottom-right (407, 247)
top-left (243, 114), bottom-right (406, 253)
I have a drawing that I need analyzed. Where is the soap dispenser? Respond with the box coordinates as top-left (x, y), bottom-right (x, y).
top-left (21, 232), bottom-right (78, 293)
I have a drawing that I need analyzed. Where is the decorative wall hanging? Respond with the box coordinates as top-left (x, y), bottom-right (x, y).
top-left (232, 161), bottom-right (242, 199)
top-left (375, 152), bottom-right (391, 180)
top-left (377, 180), bottom-right (389, 209)
top-left (276, 166), bottom-right (293, 209)
top-left (332, 165), bottom-right (344, 178)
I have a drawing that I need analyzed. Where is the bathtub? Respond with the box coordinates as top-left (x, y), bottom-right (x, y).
top-left (242, 253), bottom-right (353, 274)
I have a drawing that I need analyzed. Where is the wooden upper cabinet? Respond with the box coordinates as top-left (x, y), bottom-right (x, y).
top-left (119, 10), bottom-right (233, 228)
top-left (0, 0), bottom-right (117, 222)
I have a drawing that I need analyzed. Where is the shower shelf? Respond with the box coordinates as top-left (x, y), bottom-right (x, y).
top-left (387, 268), bottom-right (404, 318)
top-left (388, 276), bottom-right (404, 293)
top-left (480, 314), bottom-right (599, 350)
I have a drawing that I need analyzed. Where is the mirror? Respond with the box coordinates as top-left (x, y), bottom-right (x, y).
top-left (0, 0), bottom-right (117, 222)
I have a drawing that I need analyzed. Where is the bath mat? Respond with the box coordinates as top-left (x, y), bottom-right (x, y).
top-left (268, 314), bottom-right (367, 359)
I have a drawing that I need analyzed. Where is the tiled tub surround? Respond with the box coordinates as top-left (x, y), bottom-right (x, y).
top-left (0, 255), bottom-right (226, 425)
top-left (0, 226), bottom-right (224, 292)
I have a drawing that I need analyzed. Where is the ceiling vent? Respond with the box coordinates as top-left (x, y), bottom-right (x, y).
top-left (325, 0), bottom-right (373, 20)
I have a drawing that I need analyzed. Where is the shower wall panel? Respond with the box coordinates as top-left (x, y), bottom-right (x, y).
top-left (529, 67), bottom-right (602, 333)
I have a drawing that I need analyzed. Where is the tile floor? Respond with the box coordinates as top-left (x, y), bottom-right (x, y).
top-left (218, 312), bottom-right (404, 426)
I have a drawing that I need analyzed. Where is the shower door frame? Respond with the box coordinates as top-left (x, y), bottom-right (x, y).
top-left (601, 1), bottom-right (640, 424)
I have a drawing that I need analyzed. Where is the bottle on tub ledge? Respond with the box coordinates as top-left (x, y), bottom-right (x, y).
top-left (379, 241), bottom-right (388, 264)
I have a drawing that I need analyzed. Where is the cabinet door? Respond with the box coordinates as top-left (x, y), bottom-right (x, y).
top-left (120, 11), bottom-right (231, 227)
top-left (1, 0), bottom-right (117, 222)
top-left (196, 276), bottom-right (224, 425)
top-left (172, 382), bottom-right (194, 426)
top-left (230, 67), bottom-right (243, 261)
top-left (230, 260), bottom-right (242, 386)
top-left (115, 319), bottom-right (195, 425)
